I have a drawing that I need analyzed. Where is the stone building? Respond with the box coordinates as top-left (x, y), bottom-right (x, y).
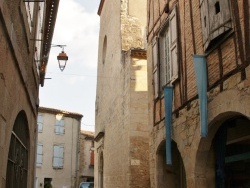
top-left (78, 131), bottom-right (95, 184)
top-left (147, 0), bottom-right (250, 187)
top-left (94, 0), bottom-right (150, 187)
top-left (0, 0), bottom-right (59, 187)
top-left (35, 107), bottom-right (83, 188)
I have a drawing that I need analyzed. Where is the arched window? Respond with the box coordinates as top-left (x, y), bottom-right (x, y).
top-left (6, 111), bottom-right (29, 188)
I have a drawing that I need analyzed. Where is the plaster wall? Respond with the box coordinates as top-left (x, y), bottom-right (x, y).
top-left (35, 112), bottom-right (80, 188)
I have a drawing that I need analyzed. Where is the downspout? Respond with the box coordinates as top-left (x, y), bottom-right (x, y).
top-left (74, 119), bottom-right (81, 187)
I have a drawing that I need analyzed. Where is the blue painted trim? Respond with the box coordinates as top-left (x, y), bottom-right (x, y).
top-left (164, 86), bottom-right (173, 165)
top-left (193, 55), bottom-right (208, 137)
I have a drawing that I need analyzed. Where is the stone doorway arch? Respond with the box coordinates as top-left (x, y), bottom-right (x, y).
top-left (195, 114), bottom-right (250, 188)
top-left (156, 140), bottom-right (186, 188)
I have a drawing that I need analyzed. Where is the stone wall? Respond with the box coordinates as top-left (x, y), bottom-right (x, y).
top-left (0, 0), bottom-right (39, 187)
top-left (95, 0), bottom-right (149, 187)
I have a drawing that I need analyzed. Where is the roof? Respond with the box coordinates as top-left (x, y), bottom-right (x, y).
top-left (38, 107), bottom-right (83, 120)
top-left (130, 49), bottom-right (147, 59)
top-left (81, 130), bottom-right (95, 138)
top-left (97, 0), bottom-right (105, 16)
top-left (94, 131), bottom-right (105, 142)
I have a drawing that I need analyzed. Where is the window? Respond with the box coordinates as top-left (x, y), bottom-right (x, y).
top-left (200, 0), bottom-right (232, 50)
top-left (55, 118), bottom-right (65, 135)
top-left (152, 4), bottom-right (178, 98)
top-left (25, 2), bottom-right (34, 32)
top-left (36, 144), bottom-right (43, 167)
top-left (44, 178), bottom-right (52, 187)
top-left (37, 113), bottom-right (43, 133)
top-left (34, 2), bottom-right (45, 74)
top-left (6, 112), bottom-right (28, 188)
top-left (53, 145), bottom-right (64, 168)
top-left (90, 150), bottom-right (94, 166)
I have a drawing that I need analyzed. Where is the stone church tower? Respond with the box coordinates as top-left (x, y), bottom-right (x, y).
top-left (94, 0), bottom-right (150, 187)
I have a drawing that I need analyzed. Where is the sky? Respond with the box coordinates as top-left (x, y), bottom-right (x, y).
top-left (39, 0), bottom-right (100, 132)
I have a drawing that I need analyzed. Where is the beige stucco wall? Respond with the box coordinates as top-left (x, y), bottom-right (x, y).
top-left (35, 110), bottom-right (81, 188)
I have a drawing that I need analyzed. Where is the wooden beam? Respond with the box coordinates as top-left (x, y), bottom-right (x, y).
top-left (225, 152), bottom-right (250, 163)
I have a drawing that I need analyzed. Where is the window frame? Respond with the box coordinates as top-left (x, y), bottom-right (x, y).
top-left (152, 4), bottom-right (179, 99)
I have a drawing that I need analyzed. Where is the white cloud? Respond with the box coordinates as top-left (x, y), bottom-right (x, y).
top-left (49, 0), bottom-right (100, 70)
top-left (40, 0), bottom-right (99, 132)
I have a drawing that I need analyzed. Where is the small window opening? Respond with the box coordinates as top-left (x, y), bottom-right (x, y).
top-left (215, 2), bottom-right (220, 14)
top-left (44, 178), bottom-right (52, 187)
top-left (204, 16), bottom-right (206, 28)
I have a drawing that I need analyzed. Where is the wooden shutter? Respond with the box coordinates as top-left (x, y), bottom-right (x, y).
top-left (59, 119), bottom-right (65, 134)
top-left (200, 0), bottom-right (210, 49)
top-left (53, 145), bottom-right (64, 168)
top-left (163, 28), bottom-right (170, 85)
top-left (169, 5), bottom-right (179, 81)
top-left (90, 150), bottom-right (94, 165)
top-left (36, 144), bottom-right (43, 166)
top-left (58, 146), bottom-right (64, 167)
top-left (37, 114), bottom-right (43, 132)
top-left (152, 37), bottom-right (160, 99)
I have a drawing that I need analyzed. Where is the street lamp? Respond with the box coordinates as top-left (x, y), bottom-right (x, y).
top-left (53, 45), bottom-right (68, 72)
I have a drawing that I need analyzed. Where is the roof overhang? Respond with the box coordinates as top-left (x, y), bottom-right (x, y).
top-left (40, 0), bottom-right (60, 86)
top-left (94, 131), bottom-right (105, 142)
top-left (97, 0), bottom-right (105, 16)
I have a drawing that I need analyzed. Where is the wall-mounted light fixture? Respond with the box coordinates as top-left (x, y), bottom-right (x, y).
top-left (36, 44), bottom-right (68, 72)
top-left (52, 44), bottom-right (68, 72)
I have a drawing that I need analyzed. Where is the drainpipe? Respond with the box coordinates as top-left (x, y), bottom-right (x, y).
top-left (74, 119), bottom-right (81, 187)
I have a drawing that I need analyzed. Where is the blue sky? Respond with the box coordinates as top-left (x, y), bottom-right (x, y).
top-left (39, 0), bottom-right (100, 132)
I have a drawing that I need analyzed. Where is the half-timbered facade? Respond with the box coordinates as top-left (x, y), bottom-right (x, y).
top-left (147, 0), bottom-right (250, 187)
